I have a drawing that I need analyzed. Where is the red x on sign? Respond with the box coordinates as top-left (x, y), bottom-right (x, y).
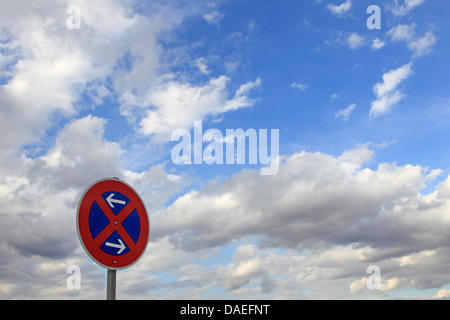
top-left (77, 178), bottom-right (149, 270)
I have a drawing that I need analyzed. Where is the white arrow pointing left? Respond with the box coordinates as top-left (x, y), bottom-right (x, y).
top-left (105, 239), bottom-right (126, 254)
top-left (106, 193), bottom-right (126, 208)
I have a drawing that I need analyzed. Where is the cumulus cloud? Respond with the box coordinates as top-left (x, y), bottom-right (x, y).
top-left (0, 114), bottom-right (186, 298)
top-left (387, 24), bottom-right (416, 42)
top-left (0, 0), bottom-right (244, 153)
top-left (390, 0), bottom-right (426, 16)
top-left (347, 33), bottom-right (365, 49)
top-left (372, 63), bottom-right (413, 98)
top-left (0, 0), bottom-right (447, 301)
top-left (0, 0), bottom-right (201, 299)
top-left (0, 115), bottom-right (124, 271)
top-left (371, 38), bottom-right (385, 51)
top-left (0, 0), bottom-right (169, 156)
top-left (2, 132), bottom-right (450, 299)
top-left (434, 289), bottom-right (450, 299)
top-left (387, 24), bottom-right (437, 58)
top-left (370, 62), bottom-right (413, 118)
top-left (327, 0), bottom-right (352, 17)
top-left (152, 145), bottom-right (445, 254)
top-left (137, 77), bottom-right (261, 142)
top-left (408, 32), bottom-right (437, 58)
top-left (137, 145), bottom-right (450, 299)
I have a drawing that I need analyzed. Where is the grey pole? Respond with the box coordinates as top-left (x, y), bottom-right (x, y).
top-left (106, 269), bottom-right (116, 300)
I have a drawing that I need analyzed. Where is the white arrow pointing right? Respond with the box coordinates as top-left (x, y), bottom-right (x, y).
top-left (105, 239), bottom-right (126, 254)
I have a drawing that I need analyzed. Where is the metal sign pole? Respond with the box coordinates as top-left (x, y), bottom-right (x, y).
top-left (106, 269), bottom-right (116, 300)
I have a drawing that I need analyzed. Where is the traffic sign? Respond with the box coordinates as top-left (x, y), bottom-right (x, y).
top-left (77, 178), bottom-right (150, 270)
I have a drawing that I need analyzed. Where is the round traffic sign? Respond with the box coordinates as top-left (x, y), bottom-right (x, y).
top-left (77, 178), bottom-right (149, 270)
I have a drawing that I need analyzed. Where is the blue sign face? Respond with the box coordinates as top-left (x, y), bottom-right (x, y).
top-left (88, 191), bottom-right (141, 256)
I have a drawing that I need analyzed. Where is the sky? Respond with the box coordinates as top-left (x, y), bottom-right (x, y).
top-left (0, 0), bottom-right (450, 300)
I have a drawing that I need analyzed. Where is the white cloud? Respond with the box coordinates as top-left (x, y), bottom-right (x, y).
top-left (348, 33), bottom-right (365, 49)
top-left (335, 103), bottom-right (356, 121)
top-left (224, 60), bottom-right (240, 74)
top-left (0, 115), bottom-right (124, 263)
top-left (0, 0), bottom-right (448, 301)
top-left (370, 62), bottom-right (413, 118)
top-left (2, 0), bottom-right (260, 149)
top-left (221, 257), bottom-right (263, 291)
top-left (142, 145), bottom-right (450, 298)
top-left (408, 32), bottom-right (437, 58)
top-left (327, 0), bottom-right (352, 17)
top-left (0, 31), bottom-right (97, 152)
top-left (39, 116), bottom-right (122, 179)
top-left (0, 0), bottom-right (219, 299)
top-left (138, 76), bottom-right (261, 142)
top-left (372, 62), bottom-right (413, 98)
top-left (291, 82), bottom-right (308, 91)
top-left (371, 38), bottom-right (386, 51)
top-left (0, 113), bottom-right (187, 298)
top-left (390, 0), bottom-right (426, 16)
top-left (203, 10), bottom-right (224, 25)
top-left (195, 58), bottom-right (211, 75)
top-left (235, 77), bottom-right (261, 98)
top-left (0, 0), bottom-right (164, 156)
top-left (370, 90), bottom-right (405, 119)
top-left (350, 277), bottom-right (368, 294)
top-left (387, 24), bottom-right (437, 58)
top-left (387, 24), bottom-right (416, 42)
top-left (3, 132), bottom-right (450, 299)
top-left (152, 145), bottom-right (440, 251)
top-left (434, 289), bottom-right (450, 299)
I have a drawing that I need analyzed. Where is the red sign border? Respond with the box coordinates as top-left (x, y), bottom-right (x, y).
top-left (77, 178), bottom-right (150, 270)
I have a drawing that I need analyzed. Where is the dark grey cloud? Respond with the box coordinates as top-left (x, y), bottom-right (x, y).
top-left (2, 212), bottom-right (76, 259)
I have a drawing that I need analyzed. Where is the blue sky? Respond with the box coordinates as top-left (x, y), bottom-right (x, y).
top-left (1, 0), bottom-right (450, 300)
top-left (87, 0), bottom-right (450, 176)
